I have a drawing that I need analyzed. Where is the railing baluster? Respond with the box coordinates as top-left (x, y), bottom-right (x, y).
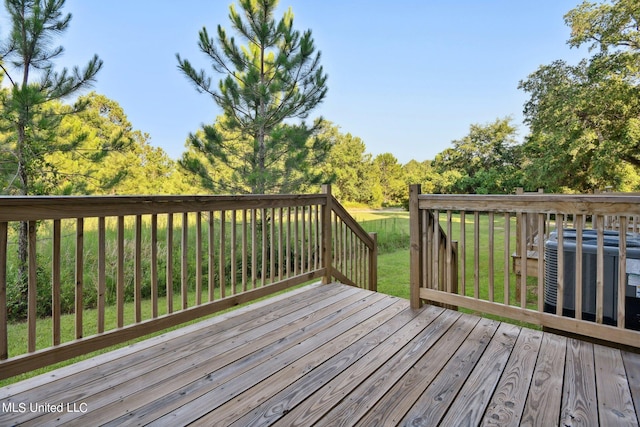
top-left (75, 218), bottom-right (84, 337)
top-left (315, 205), bottom-right (320, 270)
top-left (445, 209), bottom-right (453, 293)
top-left (243, 209), bottom-right (248, 292)
top-left (52, 220), bottom-right (61, 346)
top-left (556, 214), bottom-right (565, 317)
top-left (596, 215), bottom-right (604, 323)
top-left (270, 207), bottom-right (275, 282)
top-left (618, 216), bottom-right (627, 329)
top-left (473, 211), bottom-right (479, 299)
top-left (424, 210), bottom-right (432, 289)
top-left (537, 213), bottom-right (545, 313)
top-left (458, 211), bottom-right (467, 295)
top-left (503, 213), bottom-right (510, 305)
top-left (252, 209), bottom-right (258, 288)
top-left (166, 214), bottom-right (173, 314)
top-left (28, 221), bottom-right (36, 353)
top-left (300, 207), bottom-right (305, 275)
top-left (219, 210), bottom-right (226, 297)
top-left (151, 214), bottom-right (158, 317)
top-left (487, 212), bottom-right (494, 302)
top-left (231, 210), bottom-right (237, 295)
top-left (98, 217), bottom-right (106, 332)
top-left (575, 216), bottom-right (584, 320)
top-left (0, 222), bottom-right (7, 360)
top-left (135, 215), bottom-right (142, 322)
top-left (117, 216), bottom-right (125, 327)
top-left (278, 208), bottom-right (283, 282)
top-left (307, 207), bottom-right (312, 273)
top-left (208, 211), bottom-right (215, 300)
top-left (286, 207), bottom-right (291, 279)
top-left (182, 212), bottom-right (189, 309)
top-left (520, 212), bottom-right (527, 309)
top-left (294, 207), bottom-right (300, 276)
top-left (261, 208), bottom-right (267, 286)
top-left (196, 212), bottom-right (203, 305)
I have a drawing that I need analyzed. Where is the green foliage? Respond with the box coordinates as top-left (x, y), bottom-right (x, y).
top-left (320, 122), bottom-right (375, 204)
top-left (519, 0), bottom-right (640, 193)
top-left (0, 0), bottom-right (103, 196)
top-left (372, 153), bottom-right (405, 206)
top-left (433, 117), bottom-right (522, 194)
top-left (177, 0), bottom-right (329, 194)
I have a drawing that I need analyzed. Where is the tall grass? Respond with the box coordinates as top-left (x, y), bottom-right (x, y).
top-left (4, 213), bottom-right (313, 322)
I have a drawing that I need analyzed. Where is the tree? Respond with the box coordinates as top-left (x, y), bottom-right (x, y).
top-left (0, 0), bottom-right (102, 307)
top-left (564, 0), bottom-right (640, 53)
top-left (519, 0), bottom-right (640, 192)
top-left (403, 159), bottom-right (438, 194)
top-left (50, 93), bottom-right (185, 195)
top-left (177, 0), bottom-right (329, 194)
top-left (320, 123), bottom-right (375, 204)
top-left (372, 153), bottom-right (405, 206)
top-left (433, 117), bottom-right (522, 194)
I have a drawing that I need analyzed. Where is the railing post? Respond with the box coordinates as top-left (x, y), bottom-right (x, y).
top-left (321, 184), bottom-right (333, 284)
top-left (409, 184), bottom-right (423, 309)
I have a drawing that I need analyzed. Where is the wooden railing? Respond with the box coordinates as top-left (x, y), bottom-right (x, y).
top-left (409, 184), bottom-right (640, 348)
top-left (0, 185), bottom-right (376, 380)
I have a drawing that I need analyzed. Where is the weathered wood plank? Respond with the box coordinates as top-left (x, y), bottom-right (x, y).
top-left (137, 294), bottom-right (398, 427)
top-left (559, 338), bottom-right (598, 426)
top-left (438, 322), bottom-right (520, 426)
top-left (33, 287), bottom-right (368, 427)
top-left (269, 306), bottom-right (460, 427)
top-left (399, 317), bottom-right (501, 427)
top-left (520, 333), bottom-right (567, 427)
top-left (622, 351), bottom-right (640, 422)
top-left (482, 327), bottom-right (543, 426)
top-left (229, 304), bottom-right (436, 427)
top-left (1, 284), bottom-right (638, 427)
top-left (594, 344), bottom-right (639, 426)
top-left (200, 298), bottom-right (411, 426)
top-left (313, 309), bottom-right (473, 427)
top-left (0, 284), bottom-right (346, 425)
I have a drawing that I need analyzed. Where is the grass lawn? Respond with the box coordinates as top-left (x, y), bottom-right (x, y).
top-left (376, 250), bottom-right (410, 299)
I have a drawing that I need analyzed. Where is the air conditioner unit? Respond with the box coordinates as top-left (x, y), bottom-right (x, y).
top-left (543, 229), bottom-right (640, 330)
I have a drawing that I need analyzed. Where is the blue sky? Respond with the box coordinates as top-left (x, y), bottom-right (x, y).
top-left (21, 0), bottom-right (589, 164)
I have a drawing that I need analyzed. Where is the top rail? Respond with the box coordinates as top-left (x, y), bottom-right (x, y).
top-left (417, 194), bottom-right (640, 216)
top-left (0, 194), bottom-right (327, 222)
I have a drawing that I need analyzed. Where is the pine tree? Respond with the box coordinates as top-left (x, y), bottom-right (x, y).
top-left (177, 0), bottom-right (329, 194)
top-left (0, 0), bottom-right (102, 312)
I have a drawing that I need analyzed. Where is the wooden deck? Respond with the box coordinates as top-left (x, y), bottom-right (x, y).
top-left (1, 283), bottom-right (639, 426)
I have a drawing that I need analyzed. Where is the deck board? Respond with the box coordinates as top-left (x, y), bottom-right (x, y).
top-left (1, 283), bottom-right (639, 426)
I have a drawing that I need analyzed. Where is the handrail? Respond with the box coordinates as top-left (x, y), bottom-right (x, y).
top-left (326, 187), bottom-right (377, 291)
top-left (409, 184), bottom-right (640, 348)
top-left (0, 186), bottom-right (377, 380)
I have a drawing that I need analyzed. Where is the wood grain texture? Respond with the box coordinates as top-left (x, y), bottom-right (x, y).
top-left (560, 338), bottom-right (598, 426)
top-left (622, 351), bottom-right (640, 422)
top-left (520, 333), bottom-right (567, 427)
top-left (482, 327), bottom-right (543, 426)
top-left (1, 284), bottom-right (638, 426)
top-left (428, 322), bottom-right (519, 427)
top-left (594, 344), bottom-right (639, 426)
